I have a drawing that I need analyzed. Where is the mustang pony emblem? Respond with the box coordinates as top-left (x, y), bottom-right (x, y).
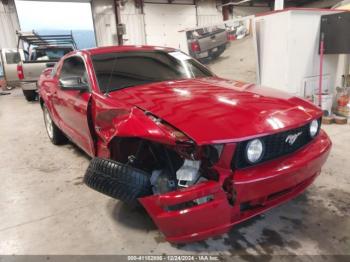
top-left (285, 132), bottom-right (302, 145)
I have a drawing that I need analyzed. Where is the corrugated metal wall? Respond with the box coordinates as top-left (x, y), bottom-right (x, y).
top-left (0, 0), bottom-right (21, 48)
top-left (91, 0), bottom-right (118, 46)
top-left (119, 0), bottom-right (223, 46)
top-left (92, 0), bottom-right (223, 47)
top-left (232, 6), bottom-right (270, 17)
top-left (196, 0), bottom-right (223, 26)
top-left (120, 2), bottom-right (145, 45)
top-left (91, 0), bottom-right (146, 46)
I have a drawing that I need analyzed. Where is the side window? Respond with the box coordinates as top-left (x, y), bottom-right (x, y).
top-left (59, 56), bottom-right (88, 84)
top-left (5, 51), bottom-right (21, 64)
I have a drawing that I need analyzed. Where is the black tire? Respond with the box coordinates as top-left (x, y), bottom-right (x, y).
top-left (84, 158), bottom-right (153, 203)
top-left (22, 89), bottom-right (37, 101)
top-left (210, 44), bottom-right (226, 60)
top-left (43, 104), bottom-right (67, 145)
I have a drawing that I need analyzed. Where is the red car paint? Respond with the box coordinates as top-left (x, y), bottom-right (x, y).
top-left (38, 46), bottom-right (331, 243)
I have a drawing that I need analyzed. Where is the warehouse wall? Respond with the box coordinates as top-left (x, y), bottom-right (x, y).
top-left (0, 0), bottom-right (21, 48)
top-left (120, 2), bottom-right (145, 45)
top-left (91, 0), bottom-right (223, 47)
top-left (119, 0), bottom-right (223, 45)
top-left (196, 0), bottom-right (223, 26)
top-left (91, 0), bottom-right (118, 46)
top-left (232, 6), bottom-right (270, 17)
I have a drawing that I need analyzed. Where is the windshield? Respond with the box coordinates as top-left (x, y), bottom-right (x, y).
top-left (91, 50), bottom-right (214, 93)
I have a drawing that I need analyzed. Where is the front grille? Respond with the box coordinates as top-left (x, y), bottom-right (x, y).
top-left (232, 119), bottom-right (320, 169)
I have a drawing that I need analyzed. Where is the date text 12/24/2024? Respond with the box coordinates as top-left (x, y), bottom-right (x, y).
top-left (127, 255), bottom-right (220, 261)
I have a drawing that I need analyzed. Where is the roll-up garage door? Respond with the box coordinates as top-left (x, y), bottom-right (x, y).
top-left (143, 3), bottom-right (196, 48)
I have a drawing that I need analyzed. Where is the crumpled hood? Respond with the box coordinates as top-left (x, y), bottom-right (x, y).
top-left (112, 77), bottom-right (321, 144)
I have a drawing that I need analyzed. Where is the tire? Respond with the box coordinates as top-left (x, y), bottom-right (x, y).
top-left (42, 104), bottom-right (67, 145)
top-left (22, 89), bottom-right (37, 101)
top-left (84, 158), bottom-right (153, 203)
top-left (210, 44), bottom-right (226, 60)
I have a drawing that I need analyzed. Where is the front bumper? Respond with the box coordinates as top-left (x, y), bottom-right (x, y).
top-left (140, 130), bottom-right (332, 243)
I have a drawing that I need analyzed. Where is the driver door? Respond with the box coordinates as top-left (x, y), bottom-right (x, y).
top-left (53, 55), bottom-right (95, 156)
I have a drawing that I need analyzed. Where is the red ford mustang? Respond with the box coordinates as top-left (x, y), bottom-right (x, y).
top-left (38, 46), bottom-right (331, 243)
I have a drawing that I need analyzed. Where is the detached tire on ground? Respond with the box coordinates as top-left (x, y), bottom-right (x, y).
top-left (22, 90), bottom-right (37, 101)
top-left (84, 158), bottom-right (153, 203)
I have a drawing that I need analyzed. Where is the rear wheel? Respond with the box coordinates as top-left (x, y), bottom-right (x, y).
top-left (210, 44), bottom-right (226, 60)
top-left (84, 158), bottom-right (153, 203)
top-left (22, 90), bottom-right (37, 101)
top-left (43, 104), bottom-right (67, 145)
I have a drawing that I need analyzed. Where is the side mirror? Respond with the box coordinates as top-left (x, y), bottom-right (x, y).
top-left (59, 76), bottom-right (88, 91)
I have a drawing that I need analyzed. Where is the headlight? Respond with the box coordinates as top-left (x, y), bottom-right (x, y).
top-left (309, 119), bottom-right (319, 138)
top-left (245, 139), bottom-right (264, 164)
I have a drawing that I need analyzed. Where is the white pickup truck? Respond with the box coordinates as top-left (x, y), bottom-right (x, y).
top-left (0, 31), bottom-right (76, 101)
top-left (0, 48), bottom-right (25, 90)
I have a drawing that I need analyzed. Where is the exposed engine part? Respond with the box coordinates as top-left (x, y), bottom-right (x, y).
top-left (176, 159), bottom-right (201, 188)
top-left (151, 169), bottom-right (177, 194)
top-left (127, 155), bottom-right (136, 164)
top-left (110, 137), bottom-right (220, 197)
top-left (212, 144), bottom-right (224, 158)
top-left (203, 144), bottom-right (224, 166)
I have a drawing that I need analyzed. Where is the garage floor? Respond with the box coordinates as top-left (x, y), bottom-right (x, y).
top-left (0, 89), bottom-right (349, 257)
top-left (208, 36), bottom-right (258, 83)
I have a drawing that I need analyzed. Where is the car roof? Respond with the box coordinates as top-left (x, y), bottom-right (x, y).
top-left (84, 45), bottom-right (176, 55)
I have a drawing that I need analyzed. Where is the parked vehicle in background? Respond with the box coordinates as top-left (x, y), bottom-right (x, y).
top-left (38, 46), bottom-right (331, 243)
top-left (16, 31), bottom-right (77, 101)
top-left (0, 48), bottom-right (25, 90)
top-left (226, 21), bottom-right (249, 41)
top-left (186, 25), bottom-right (228, 63)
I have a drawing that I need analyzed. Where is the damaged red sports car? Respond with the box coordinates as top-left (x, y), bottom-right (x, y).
top-left (38, 46), bottom-right (332, 243)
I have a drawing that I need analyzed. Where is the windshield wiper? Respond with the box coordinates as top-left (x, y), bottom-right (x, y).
top-left (106, 81), bottom-right (154, 93)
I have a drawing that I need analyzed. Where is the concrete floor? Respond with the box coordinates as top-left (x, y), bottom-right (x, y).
top-left (208, 36), bottom-right (258, 83)
top-left (0, 89), bottom-right (349, 258)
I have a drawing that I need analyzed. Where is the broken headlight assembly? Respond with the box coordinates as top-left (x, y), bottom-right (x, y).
top-left (146, 112), bottom-right (190, 142)
top-left (145, 112), bottom-right (219, 208)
